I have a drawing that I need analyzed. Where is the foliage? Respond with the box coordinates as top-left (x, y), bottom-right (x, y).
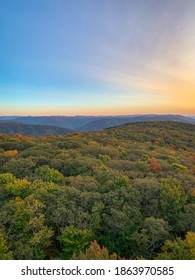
top-left (3, 150), bottom-right (18, 157)
top-left (131, 217), bottom-right (170, 258)
top-left (156, 232), bottom-right (195, 260)
top-left (72, 240), bottom-right (121, 260)
top-left (0, 122), bottom-right (194, 259)
top-left (0, 231), bottom-right (13, 260)
top-left (58, 226), bottom-right (93, 259)
top-left (34, 165), bottom-right (64, 184)
top-left (160, 179), bottom-right (187, 226)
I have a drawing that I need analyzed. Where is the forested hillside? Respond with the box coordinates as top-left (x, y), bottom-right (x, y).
top-left (0, 121), bottom-right (73, 136)
top-left (0, 122), bottom-right (194, 260)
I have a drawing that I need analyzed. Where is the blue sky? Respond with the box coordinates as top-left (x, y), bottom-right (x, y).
top-left (0, 0), bottom-right (195, 115)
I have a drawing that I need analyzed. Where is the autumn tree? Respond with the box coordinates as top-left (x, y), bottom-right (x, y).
top-left (157, 232), bottom-right (195, 260)
top-left (72, 240), bottom-right (121, 260)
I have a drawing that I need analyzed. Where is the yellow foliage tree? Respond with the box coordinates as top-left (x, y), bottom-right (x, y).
top-left (157, 232), bottom-right (195, 260)
top-left (4, 150), bottom-right (18, 157)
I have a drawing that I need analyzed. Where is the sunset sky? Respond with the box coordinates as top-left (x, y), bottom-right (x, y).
top-left (0, 0), bottom-right (195, 116)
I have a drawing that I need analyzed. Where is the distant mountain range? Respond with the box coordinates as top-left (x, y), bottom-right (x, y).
top-left (0, 114), bottom-right (194, 135)
top-left (77, 115), bottom-right (195, 131)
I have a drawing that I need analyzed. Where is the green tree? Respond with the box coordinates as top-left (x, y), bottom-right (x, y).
top-left (34, 165), bottom-right (64, 184)
top-left (4, 178), bottom-right (31, 198)
top-left (132, 217), bottom-right (170, 259)
top-left (175, 204), bottom-right (195, 234)
top-left (160, 179), bottom-right (187, 227)
top-left (99, 185), bottom-right (142, 257)
top-left (0, 196), bottom-right (53, 259)
top-left (2, 158), bottom-right (36, 178)
top-left (0, 173), bottom-right (15, 185)
top-left (0, 231), bottom-right (13, 260)
top-left (58, 226), bottom-right (93, 259)
top-left (132, 178), bottom-right (160, 217)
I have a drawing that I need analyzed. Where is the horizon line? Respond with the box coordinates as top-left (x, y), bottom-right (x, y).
top-left (0, 113), bottom-right (194, 117)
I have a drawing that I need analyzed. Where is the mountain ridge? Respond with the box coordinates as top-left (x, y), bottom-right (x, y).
top-left (0, 114), bottom-right (194, 135)
top-left (0, 114), bottom-right (194, 131)
top-left (77, 114), bottom-right (195, 131)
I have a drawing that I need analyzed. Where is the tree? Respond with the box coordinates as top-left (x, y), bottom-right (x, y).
top-left (34, 165), bottom-right (64, 184)
top-left (2, 158), bottom-right (36, 178)
top-left (0, 173), bottom-right (15, 185)
top-left (3, 149), bottom-right (18, 157)
top-left (0, 231), bottom-right (13, 260)
top-left (132, 178), bottom-right (160, 217)
top-left (65, 175), bottom-right (99, 192)
top-left (131, 217), bottom-right (170, 259)
top-left (72, 240), bottom-right (121, 260)
top-left (61, 156), bottom-right (102, 177)
top-left (46, 186), bottom-right (94, 230)
top-left (99, 185), bottom-right (142, 257)
top-left (4, 178), bottom-right (31, 198)
top-left (157, 232), bottom-right (195, 260)
top-left (148, 158), bottom-right (162, 172)
top-left (58, 226), bottom-right (93, 259)
top-left (175, 204), bottom-right (195, 234)
top-left (0, 195), bottom-right (53, 259)
top-left (160, 179), bottom-right (187, 227)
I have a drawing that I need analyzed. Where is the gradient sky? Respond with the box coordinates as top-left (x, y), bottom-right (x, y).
top-left (0, 0), bottom-right (195, 116)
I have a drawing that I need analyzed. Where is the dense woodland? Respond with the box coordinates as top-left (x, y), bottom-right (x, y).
top-left (0, 121), bottom-right (195, 260)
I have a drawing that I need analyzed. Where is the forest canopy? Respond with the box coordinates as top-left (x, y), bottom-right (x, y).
top-left (0, 121), bottom-right (194, 260)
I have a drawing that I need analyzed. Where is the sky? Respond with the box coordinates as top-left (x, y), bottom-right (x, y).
top-left (0, 0), bottom-right (195, 116)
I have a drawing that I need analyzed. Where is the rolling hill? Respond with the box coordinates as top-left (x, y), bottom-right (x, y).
top-left (0, 121), bottom-right (73, 136)
top-left (0, 114), bottom-right (194, 132)
top-left (13, 115), bottom-right (99, 129)
top-left (77, 114), bottom-right (195, 131)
